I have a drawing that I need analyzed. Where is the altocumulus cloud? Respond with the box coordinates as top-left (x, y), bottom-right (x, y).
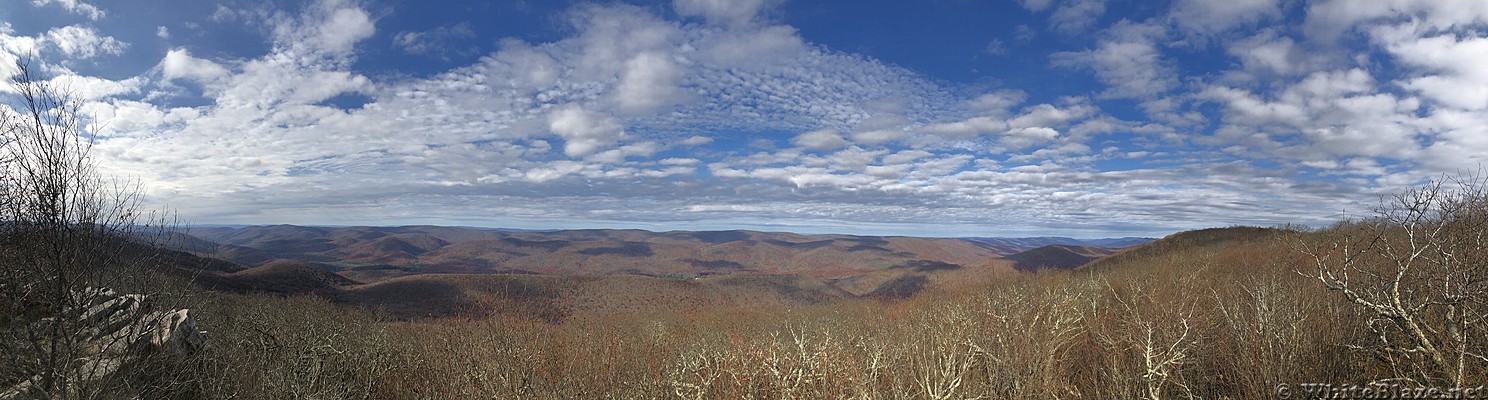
top-left (1, 0), bottom-right (1487, 237)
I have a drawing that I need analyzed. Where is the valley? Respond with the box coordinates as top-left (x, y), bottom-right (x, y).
top-left (171, 225), bottom-right (1151, 318)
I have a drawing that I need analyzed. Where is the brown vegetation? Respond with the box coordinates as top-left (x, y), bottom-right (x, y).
top-left (169, 201), bottom-right (1482, 398)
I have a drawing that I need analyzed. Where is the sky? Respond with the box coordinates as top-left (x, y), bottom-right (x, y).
top-left (1, 0), bottom-right (1486, 238)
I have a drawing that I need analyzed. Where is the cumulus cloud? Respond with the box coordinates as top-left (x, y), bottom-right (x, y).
top-left (45, 74), bottom-right (141, 101)
top-left (921, 117), bottom-right (1007, 138)
top-left (967, 90), bottom-right (1026, 114)
top-left (1304, 0), bottom-right (1488, 43)
top-left (1374, 26), bottom-right (1488, 110)
top-left (159, 49), bottom-right (230, 83)
top-left (680, 136), bottom-right (714, 146)
top-left (1052, 20), bottom-right (1175, 100)
top-left (673, 0), bottom-right (779, 26)
top-left (1018, 0), bottom-right (1056, 12)
top-left (271, 0), bottom-right (375, 56)
top-left (614, 52), bottom-right (685, 114)
top-left (392, 23), bottom-right (475, 57)
top-left (1003, 127), bottom-right (1061, 149)
top-left (1048, 0), bottom-right (1108, 34)
top-left (849, 129), bottom-right (905, 146)
top-left (1169, 0), bottom-right (1281, 35)
top-left (548, 105), bottom-right (625, 158)
top-left (1198, 68), bottom-right (1426, 166)
top-left (984, 38), bottom-right (1007, 55)
top-left (0, 28), bottom-right (39, 80)
top-left (30, 0), bottom-right (104, 20)
top-left (694, 25), bottom-right (806, 69)
top-left (1225, 30), bottom-right (1321, 78)
top-left (791, 129), bottom-right (849, 151)
top-left (42, 25), bottom-right (126, 59)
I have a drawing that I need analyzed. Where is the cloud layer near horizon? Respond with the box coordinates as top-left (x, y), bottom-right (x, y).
top-left (2, 0), bottom-right (1487, 237)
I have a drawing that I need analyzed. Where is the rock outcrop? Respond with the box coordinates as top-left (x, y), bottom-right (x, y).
top-left (1, 287), bottom-right (206, 399)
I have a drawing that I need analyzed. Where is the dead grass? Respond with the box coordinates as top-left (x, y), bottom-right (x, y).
top-left (146, 225), bottom-right (1483, 399)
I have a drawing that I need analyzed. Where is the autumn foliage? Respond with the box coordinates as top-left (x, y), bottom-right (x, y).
top-left (171, 175), bottom-right (1487, 399)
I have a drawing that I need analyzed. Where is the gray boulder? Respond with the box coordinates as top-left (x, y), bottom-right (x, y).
top-left (2, 287), bottom-right (207, 399)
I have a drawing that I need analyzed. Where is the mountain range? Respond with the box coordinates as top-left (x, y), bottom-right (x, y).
top-left (164, 225), bottom-right (1154, 318)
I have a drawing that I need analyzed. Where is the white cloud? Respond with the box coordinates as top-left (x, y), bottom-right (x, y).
top-left (156, 26), bottom-right (170, 39)
top-left (1018, 0), bottom-right (1057, 12)
top-left (791, 129), bottom-right (848, 150)
top-left (1226, 30), bottom-right (1324, 78)
top-left (849, 129), bottom-right (904, 146)
top-left (392, 23), bottom-right (475, 57)
top-left (695, 25), bottom-right (806, 69)
top-left (30, 0), bottom-right (103, 20)
top-left (984, 38), bottom-right (1006, 55)
top-left (1008, 102), bottom-right (1095, 129)
top-left (1052, 20), bottom-right (1175, 100)
top-left (1049, 0), bottom-right (1108, 33)
top-left (271, 0), bottom-right (375, 56)
top-left (1198, 68), bottom-right (1426, 163)
top-left (659, 157), bottom-right (700, 166)
top-left (967, 90), bottom-right (1026, 114)
top-left (42, 25), bottom-right (126, 59)
top-left (45, 74), bottom-right (141, 101)
top-left (882, 150), bottom-right (931, 165)
top-left (1003, 127), bottom-right (1061, 149)
top-left (0, 55), bottom-right (20, 82)
top-left (1169, 0), bottom-right (1281, 35)
top-left (673, 0), bottom-right (779, 26)
top-left (1304, 0), bottom-right (1488, 43)
top-left (614, 51), bottom-right (685, 114)
top-left (209, 5), bottom-right (239, 23)
top-left (1374, 27), bottom-right (1488, 110)
top-left (548, 105), bottom-right (624, 158)
top-left (680, 136), bottom-right (714, 146)
top-left (588, 142), bottom-right (660, 163)
top-left (564, 4), bottom-right (679, 79)
top-left (0, 27), bottom-right (39, 81)
top-left (921, 116), bottom-right (1007, 138)
top-left (159, 48), bottom-right (230, 83)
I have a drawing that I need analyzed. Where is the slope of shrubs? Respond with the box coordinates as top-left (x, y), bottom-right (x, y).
top-left (162, 220), bottom-right (1486, 399)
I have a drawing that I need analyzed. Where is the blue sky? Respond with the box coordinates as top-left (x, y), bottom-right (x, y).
top-left (2, 0), bottom-right (1486, 238)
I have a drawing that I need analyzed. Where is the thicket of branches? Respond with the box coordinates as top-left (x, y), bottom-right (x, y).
top-left (1, 62), bottom-right (187, 399)
top-left (1297, 174), bottom-right (1488, 386)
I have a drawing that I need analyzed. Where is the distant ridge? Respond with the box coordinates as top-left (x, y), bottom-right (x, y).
top-left (160, 224), bottom-right (1166, 317)
top-left (1004, 244), bottom-right (1117, 272)
top-left (1078, 226), bottom-right (1284, 271)
top-left (960, 236), bottom-right (1154, 250)
top-left (181, 225), bottom-right (1150, 279)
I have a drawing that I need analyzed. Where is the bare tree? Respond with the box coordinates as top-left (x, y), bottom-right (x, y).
top-left (1093, 277), bottom-right (1201, 400)
top-left (1, 61), bottom-right (192, 399)
top-left (1296, 174), bottom-right (1488, 386)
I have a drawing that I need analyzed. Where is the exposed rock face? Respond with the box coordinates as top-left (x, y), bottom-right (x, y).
top-left (149, 308), bottom-right (206, 354)
top-left (1, 287), bottom-right (206, 399)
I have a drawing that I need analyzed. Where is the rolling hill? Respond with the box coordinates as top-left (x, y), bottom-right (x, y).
top-left (1078, 226), bottom-right (1282, 271)
top-left (183, 225), bottom-right (1149, 280)
top-left (162, 225), bottom-right (1154, 319)
top-left (1004, 244), bottom-right (1118, 272)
